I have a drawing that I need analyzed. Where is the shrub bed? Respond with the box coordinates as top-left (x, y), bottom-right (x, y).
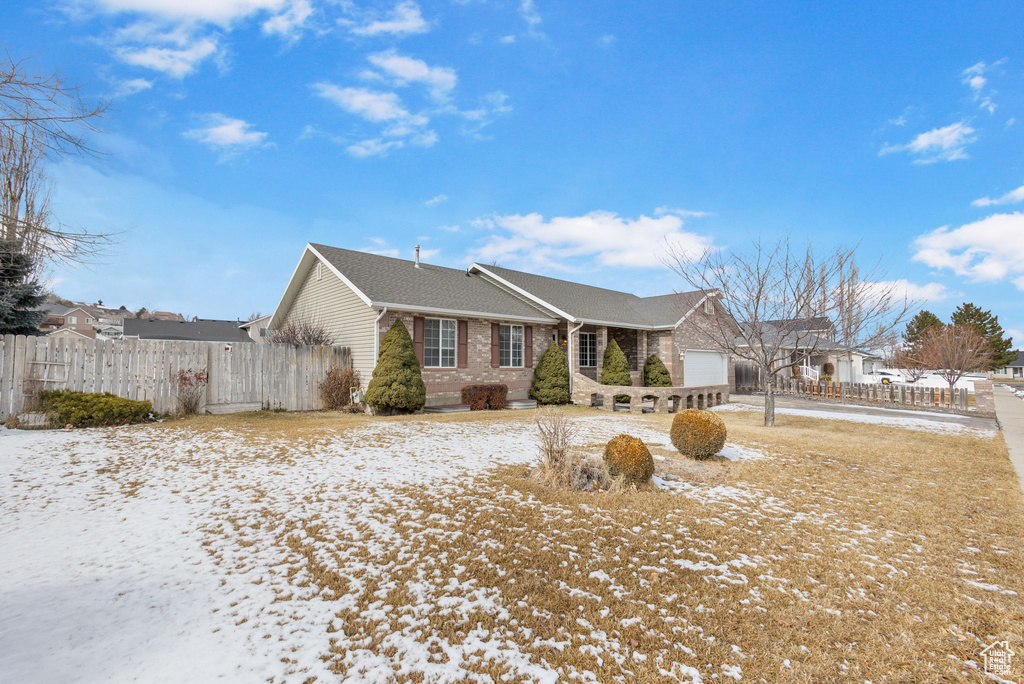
top-left (41, 390), bottom-right (153, 428)
top-left (461, 384), bottom-right (508, 410)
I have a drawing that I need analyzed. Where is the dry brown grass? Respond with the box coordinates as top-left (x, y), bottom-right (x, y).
top-left (126, 405), bottom-right (1024, 680)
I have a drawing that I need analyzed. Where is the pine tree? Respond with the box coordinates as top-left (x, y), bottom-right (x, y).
top-left (364, 319), bottom-right (426, 414)
top-left (601, 338), bottom-right (632, 403)
top-left (643, 354), bottom-right (672, 387)
top-left (0, 241), bottom-right (46, 336)
top-left (951, 302), bottom-right (1015, 370)
top-left (903, 310), bottom-right (942, 346)
top-left (530, 342), bottom-right (570, 404)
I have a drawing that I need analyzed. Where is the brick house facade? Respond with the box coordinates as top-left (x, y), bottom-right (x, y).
top-left (269, 243), bottom-right (736, 407)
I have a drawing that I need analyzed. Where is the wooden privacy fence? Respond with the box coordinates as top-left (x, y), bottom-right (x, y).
top-left (778, 377), bottom-right (970, 412)
top-left (0, 335), bottom-right (351, 417)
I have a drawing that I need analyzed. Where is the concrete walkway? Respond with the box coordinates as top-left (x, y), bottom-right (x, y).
top-left (993, 385), bottom-right (1024, 492)
top-left (729, 392), bottom-right (998, 431)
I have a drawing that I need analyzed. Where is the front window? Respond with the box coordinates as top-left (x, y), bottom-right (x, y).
top-left (424, 318), bottom-right (456, 368)
top-left (500, 324), bottom-right (524, 367)
top-left (579, 332), bottom-right (597, 367)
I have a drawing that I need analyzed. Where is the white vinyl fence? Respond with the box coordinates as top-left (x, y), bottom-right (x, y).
top-left (0, 335), bottom-right (351, 417)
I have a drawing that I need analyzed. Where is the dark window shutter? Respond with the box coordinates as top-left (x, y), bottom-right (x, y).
top-left (458, 320), bottom-right (468, 368)
top-left (413, 316), bottom-right (425, 366)
top-left (524, 326), bottom-right (533, 367)
top-left (491, 323), bottom-right (500, 368)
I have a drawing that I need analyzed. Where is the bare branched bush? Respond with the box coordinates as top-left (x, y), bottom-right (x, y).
top-left (320, 365), bottom-right (360, 411)
top-left (269, 320), bottom-right (334, 347)
top-left (919, 324), bottom-right (992, 393)
top-left (174, 368), bottom-right (208, 415)
top-left (530, 408), bottom-right (611, 491)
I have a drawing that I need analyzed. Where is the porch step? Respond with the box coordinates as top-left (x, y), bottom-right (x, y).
top-left (422, 404), bottom-right (471, 414)
top-left (506, 399), bottom-right (538, 410)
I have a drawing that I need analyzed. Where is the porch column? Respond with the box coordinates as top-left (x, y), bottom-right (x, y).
top-left (595, 326), bottom-right (608, 381)
top-left (637, 331), bottom-right (648, 369)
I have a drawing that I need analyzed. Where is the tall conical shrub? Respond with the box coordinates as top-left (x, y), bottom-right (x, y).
top-left (364, 319), bottom-right (426, 414)
top-left (601, 338), bottom-right (632, 403)
top-left (643, 354), bottom-right (672, 387)
top-left (530, 342), bottom-right (570, 404)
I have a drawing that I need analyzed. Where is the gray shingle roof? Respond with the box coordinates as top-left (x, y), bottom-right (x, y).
top-left (310, 244), bottom-right (557, 321)
top-left (123, 318), bottom-right (252, 342)
top-left (1008, 351), bottom-right (1024, 367)
top-left (475, 264), bottom-right (707, 328)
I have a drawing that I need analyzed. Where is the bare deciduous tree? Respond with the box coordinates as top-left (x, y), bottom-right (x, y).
top-left (893, 346), bottom-right (930, 383)
top-left (0, 51), bottom-right (113, 271)
top-left (918, 324), bottom-right (991, 393)
top-left (1, 50), bottom-right (107, 156)
top-left (664, 236), bottom-right (914, 427)
top-left (269, 319), bottom-right (334, 347)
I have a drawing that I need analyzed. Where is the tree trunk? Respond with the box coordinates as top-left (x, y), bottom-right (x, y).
top-left (764, 380), bottom-right (776, 427)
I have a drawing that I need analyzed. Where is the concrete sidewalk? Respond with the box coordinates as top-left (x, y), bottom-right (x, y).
top-left (729, 392), bottom-right (998, 431)
top-left (993, 385), bottom-right (1024, 492)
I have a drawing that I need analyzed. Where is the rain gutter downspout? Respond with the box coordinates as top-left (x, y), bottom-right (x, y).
top-left (568, 321), bottom-right (584, 396)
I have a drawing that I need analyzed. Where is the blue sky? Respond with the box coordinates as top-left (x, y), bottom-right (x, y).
top-left (3, 0), bottom-right (1023, 342)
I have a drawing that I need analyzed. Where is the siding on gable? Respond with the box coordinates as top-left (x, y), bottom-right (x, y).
top-left (280, 258), bottom-right (377, 384)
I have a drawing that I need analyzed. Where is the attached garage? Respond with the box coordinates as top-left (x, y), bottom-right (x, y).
top-left (683, 350), bottom-right (728, 387)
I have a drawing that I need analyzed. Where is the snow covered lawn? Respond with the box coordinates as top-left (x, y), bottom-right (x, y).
top-left (2, 407), bottom-right (1022, 682)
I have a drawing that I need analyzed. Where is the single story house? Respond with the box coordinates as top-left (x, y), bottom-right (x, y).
top-left (268, 243), bottom-right (735, 406)
top-left (990, 351), bottom-right (1023, 380)
top-left (733, 317), bottom-right (882, 388)
top-left (122, 318), bottom-right (252, 344)
top-left (239, 315), bottom-right (272, 343)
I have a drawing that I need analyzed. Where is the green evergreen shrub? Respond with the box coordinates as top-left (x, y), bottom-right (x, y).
top-left (364, 319), bottom-right (426, 414)
top-left (643, 354), bottom-right (672, 387)
top-left (669, 409), bottom-right (727, 460)
top-left (41, 390), bottom-right (153, 428)
top-left (530, 343), bottom-right (570, 405)
top-left (602, 434), bottom-right (654, 485)
top-left (601, 338), bottom-right (632, 403)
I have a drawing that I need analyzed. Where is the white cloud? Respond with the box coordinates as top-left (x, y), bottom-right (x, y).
top-left (961, 60), bottom-right (1005, 113)
top-left (425, 194), bottom-right (448, 206)
top-left (861, 279), bottom-right (951, 303)
top-left (262, 0), bottom-right (313, 38)
top-left (90, 0), bottom-right (289, 24)
top-left (879, 121), bottom-right (976, 163)
top-left (314, 84), bottom-right (417, 122)
top-left (654, 206), bottom-right (711, 218)
top-left (499, 35), bottom-right (516, 44)
top-left (367, 51), bottom-right (457, 101)
top-left (184, 113), bottom-right (268, 154)
top-left (438, 224), bottom-right (460, 232)
top-left (112, 77), bottom-right (153, 97)
top-left (972, 183), bottom-right (1024, 207)
top-left (598, 34), bottom-right (615, 46)
top-left (913, 212), bottom-right (1024, 289)
top-left (519, 0), bottom-right (542, 36)
top-left (351, 1), bottom-right (428, 36)
top-left (114, 30), bottom-right (219, 77)
top-left (469, 209), bottom-right (713, 270)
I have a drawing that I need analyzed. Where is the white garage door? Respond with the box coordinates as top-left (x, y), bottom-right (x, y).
top-left (683, 351), bottom-right (727, 387)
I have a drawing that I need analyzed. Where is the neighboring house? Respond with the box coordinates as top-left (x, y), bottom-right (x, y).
top-left (239, 315), bottom-right (272, 343)
top-left (122, 318), bottom-right (252, 344)
top-left (733, 318), bottom-right (879, 388)
top-left (146, 311), bottom-right (186, 322)
top-left (268, 243), bottom-right (735, 406)
top-left (47, 327), bottom-right (96, 340)
top-left (36, 305), bottom-right (101, 336)
top-left (990, 351), bottom-right (1024, 380)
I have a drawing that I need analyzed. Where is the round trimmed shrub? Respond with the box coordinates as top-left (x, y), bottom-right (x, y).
top-left (821, 361), bottom-right (835, 377)
top-left (670, 409), bottom-right (726, 460)
top-left (603, 434), bottom-right (654, 485)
